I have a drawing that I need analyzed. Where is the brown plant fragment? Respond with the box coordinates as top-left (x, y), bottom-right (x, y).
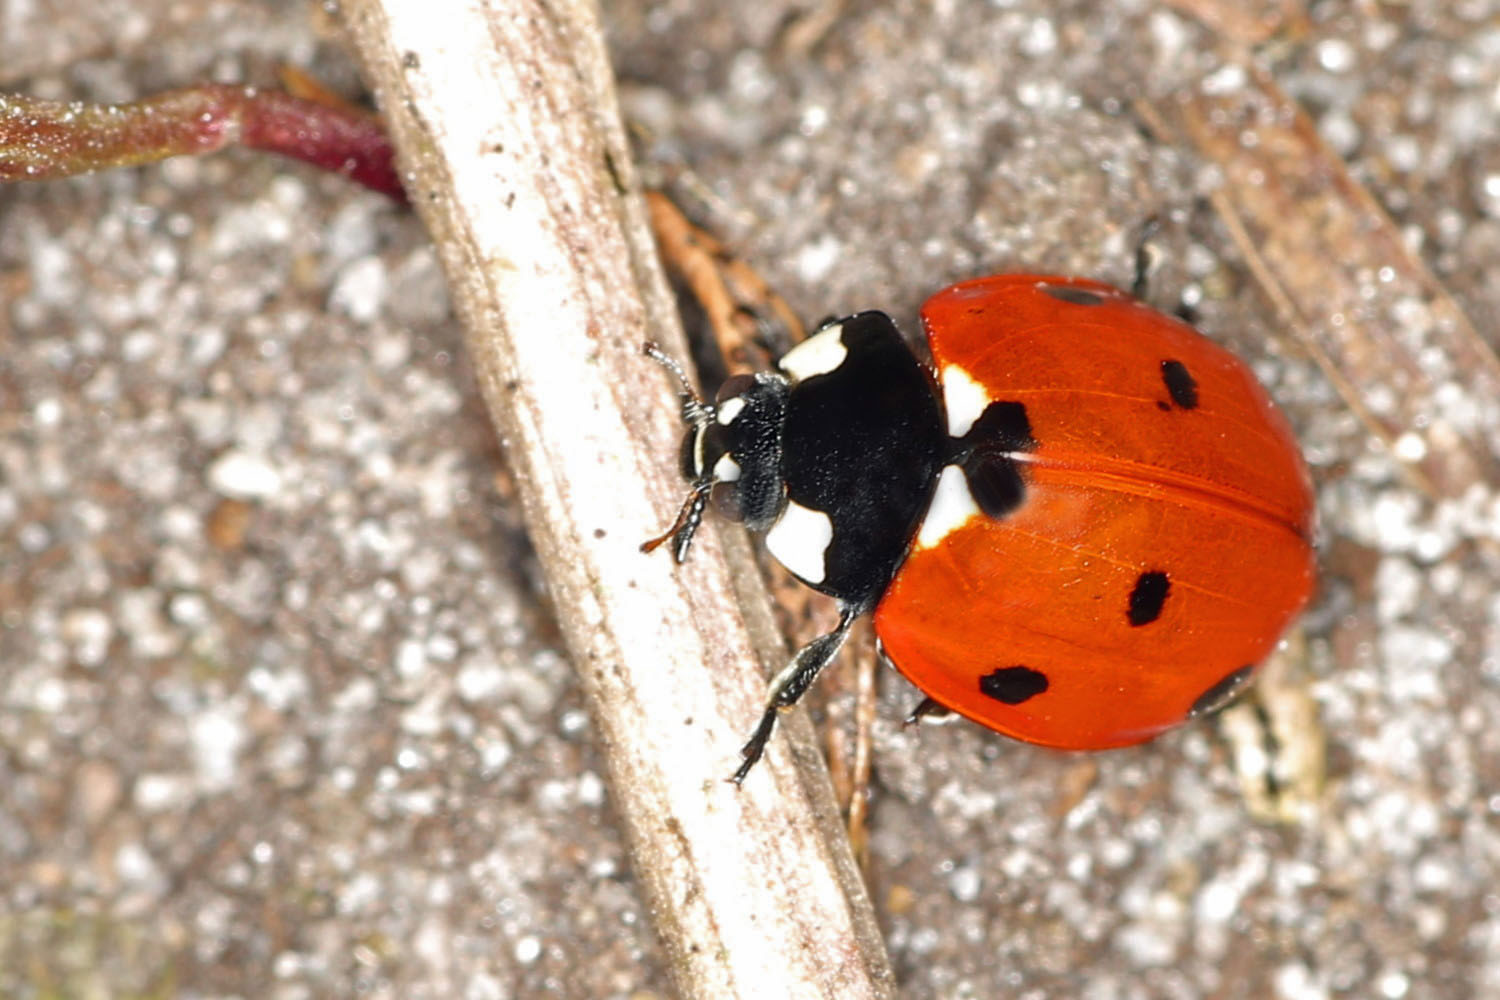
top-left (1158, 0), bottom-right (1309, 45)
top-left (646, 190), bottom-right (803, 375)
top-left (1141, 66), bottom-right (1500, 498)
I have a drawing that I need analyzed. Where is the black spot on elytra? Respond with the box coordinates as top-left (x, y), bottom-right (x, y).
top-left (1160, 359), bottom-right (1199, 410)
top-left (978, 666), bottom-right (1049, 705)
top-left (952, 401), bottom-right (1038, 519)
top-left (1127, 571), bottom-right (1170, 626)
top-left (966, 401), bottom-right (1036, 453)
top-left (965, 455), bottom-right (1026, 519)
top-left (1040, 284), bottom-right (1106, 306)
top-left (1188, 665), bottom-right (1255, 718)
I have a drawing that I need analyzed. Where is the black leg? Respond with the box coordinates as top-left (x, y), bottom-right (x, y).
top-left (1131, 214), bottom-right (1162, 299)
top-left (640, 478), bottom-right (711, 563)
top-left (902, 697), bottom-right (953, 728)
top-left (730, 605), bottom-right (860, 784)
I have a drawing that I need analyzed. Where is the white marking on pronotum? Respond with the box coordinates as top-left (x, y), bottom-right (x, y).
top-left (765, 500), bottom-right (834, 584)
top-left (942, 363), bottom-right (990, 438)
top-left (716, 396), bottom-right (746, 425)
top-left (778, 324), bottom-right (847, 382)
top-left (713, 454), bottom-right (741, 482)
top-left (916, 465), bottom-right (980, 549)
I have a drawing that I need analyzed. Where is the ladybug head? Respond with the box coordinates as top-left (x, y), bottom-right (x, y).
top-left (642, 343), bottom-right (790, 562)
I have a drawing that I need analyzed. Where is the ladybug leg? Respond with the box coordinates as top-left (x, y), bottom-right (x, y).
top-left (640, 478), bottom-right (711, 563)
top-left (902, 697), bottom-right (954, 728)
top-left (731, 604), bottom-right (860, 785)
top-left (1130, 214), bottom-right (1163, 299)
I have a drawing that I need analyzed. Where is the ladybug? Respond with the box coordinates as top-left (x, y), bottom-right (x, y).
top-left (646, 274), bottom-right (1316, 784)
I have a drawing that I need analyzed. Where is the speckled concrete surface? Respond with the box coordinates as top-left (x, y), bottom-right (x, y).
top-left (1, 3), bottom-right (663, 996)
top-left (3, 1), bottom-right (1499, 998)
top-left (611, 4), bottom-right (1500, 996)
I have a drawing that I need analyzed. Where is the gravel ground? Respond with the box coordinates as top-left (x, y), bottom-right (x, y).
top-left (3, 1), bottom-right (1500, 998)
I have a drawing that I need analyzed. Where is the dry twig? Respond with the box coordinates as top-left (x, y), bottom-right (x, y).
top-left (339, 2), bottom-right (895, 997)
top-left (1140, 67), bottom-right (1500, 499)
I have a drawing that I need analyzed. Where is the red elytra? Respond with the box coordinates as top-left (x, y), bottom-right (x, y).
top-left (872, 274), bottom-right (1317, 749)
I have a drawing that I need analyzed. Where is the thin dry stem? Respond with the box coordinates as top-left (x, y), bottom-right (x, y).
top-left (339, 2), bottom-right (895, 998)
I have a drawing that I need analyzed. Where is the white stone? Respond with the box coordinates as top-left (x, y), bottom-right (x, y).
top-left (208, 450), bottom-right (283, 499)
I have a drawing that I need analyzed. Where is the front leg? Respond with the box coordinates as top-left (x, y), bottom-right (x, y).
top-left (731, 604), bottom-right (860, 784)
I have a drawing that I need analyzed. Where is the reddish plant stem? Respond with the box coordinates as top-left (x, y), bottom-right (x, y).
top-left (0, 84), bottom-right (404, 201)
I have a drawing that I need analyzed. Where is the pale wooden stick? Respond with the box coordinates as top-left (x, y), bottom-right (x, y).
top-left (339, 2), bottom-right (895, 997)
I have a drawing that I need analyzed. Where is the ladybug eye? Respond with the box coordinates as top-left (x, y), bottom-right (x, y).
top-left (711, 481), bottom-right (745, 522)
top-left (715, 374), bottom-right (756, 406)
